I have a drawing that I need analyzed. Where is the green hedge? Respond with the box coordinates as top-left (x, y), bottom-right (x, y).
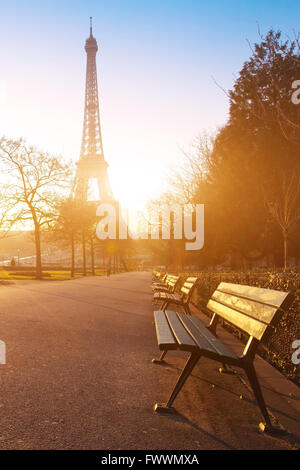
top-left (173, 270), bottom-right (300, 384)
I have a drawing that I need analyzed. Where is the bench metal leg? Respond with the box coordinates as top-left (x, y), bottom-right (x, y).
top-left (154, 352), bottom-right (200, 413)
top-left (161, 301), bottom-right (169, 311)
top-left (219, 363), bottom-right (235, 374)
top-left (183, 304), bottom-right (191, 315)
top-left (244, 363), bottom-right (274, 432)
top-left (152, 350), bottom-right (168, 364)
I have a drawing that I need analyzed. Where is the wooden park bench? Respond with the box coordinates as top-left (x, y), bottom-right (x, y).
top-left (152, 273), bottom-right (167, 289)
top-left (152, 275), bottom-right (180, 294)
top-left (152, 273), bottom-right (169, 290)
top-left (152, 282), bottom-right (294, 434)
top-left (153, 276), bottom-right (198, 316)
top-left (152, 270), bottom-right (163, 281)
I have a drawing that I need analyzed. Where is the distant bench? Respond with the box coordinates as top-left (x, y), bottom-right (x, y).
top-left (152, 270), bottom-right (165, 283)
top-left (152, 275), bottom-right (180, 295)
top-left (153, 276), bottom-right (198, 316)
top-left (152, 281), bottom-right (294, 434)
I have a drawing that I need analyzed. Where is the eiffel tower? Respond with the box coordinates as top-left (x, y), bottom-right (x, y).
top-left (74, 18), bottom-right (114, 202)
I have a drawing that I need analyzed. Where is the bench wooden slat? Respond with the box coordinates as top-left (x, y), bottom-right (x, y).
top-left (180, 277), bottom-right (198, 296)
top-left (152, 280), bottom-right (167, 288)
top-left (181, 277), bottom-right (197, 286)
top-left (154, 291), bottom-right (177, 299)
top-left (154, 311), bottom-right (177, 350)
top-left (176, 312), bottom-right (216, 354)
top-left (154, 292), bottom-right (181, 301)
top-left (218, 282), bottom-right (290, 308)
top-left (181, 286), bottom-right (191, 295)
top-left (207, 299), bottom-right (267, 340)
top-left (187, 314), bottom-right (237, 359)
top-left (212, 290), bottom-right (278, 325)
top-left (183, 281), bottom-right (194, 288)
top-left (165, 310), bottom-right (196, 351)
top-left (153, 285), bottom-right (172, 293)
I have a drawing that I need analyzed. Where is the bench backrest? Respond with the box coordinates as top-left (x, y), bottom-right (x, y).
top-left (207, 282), bottom-right (294, 342)
top-left (153, 270), bottom-right (162, 280)
top-left (180, 277), bottom-right (198, 302)
top-left (154, 273), bottom-right (167, 283)
top-left (166, 275), bottom-right (180, 289)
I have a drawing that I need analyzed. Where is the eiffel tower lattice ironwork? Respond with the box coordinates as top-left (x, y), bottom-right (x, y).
top-left (74, 18), bottom-right (114, 202)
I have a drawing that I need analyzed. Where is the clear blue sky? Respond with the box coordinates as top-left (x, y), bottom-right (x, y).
top-left (0, 0), bottom-right (299, 207)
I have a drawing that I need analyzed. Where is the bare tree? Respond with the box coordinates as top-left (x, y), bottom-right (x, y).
top-left (52, 197), bottom-right (82, 277)
top-left (0, 185), bottom-right (18, 239)
top-left (0, 138), bottom-right (73, 278)
top-left (167, 132), bottom-right (215, 204)
top-left (79, 202), bottom-right (98, 276)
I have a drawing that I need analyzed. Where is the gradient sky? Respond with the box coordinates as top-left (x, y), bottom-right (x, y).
top-left (0, 0), bottom-right (299, 209)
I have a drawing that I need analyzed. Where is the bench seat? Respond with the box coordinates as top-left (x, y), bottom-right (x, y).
top-left (154, 310), bottom-right (238, 362)
top-left (153, 292), bottom-right (181, 302)
top-left (153, 286), bottom-right (171, 293)
top-left (152, 280), bottom-right (166, 287)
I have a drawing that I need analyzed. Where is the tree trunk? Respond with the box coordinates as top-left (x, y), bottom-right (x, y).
top-left (34, 224), bottom-right (42, 279)
top-left (121, 256), bottom-right (128, 272)
top-left (71, 234), bottom-right (75, 278)
top-left (90, 238), bottom-right (95, 276)
top-left (283, 234), bottom-right (288, 270)
top-left (82, 230), bottom-right (86, 276)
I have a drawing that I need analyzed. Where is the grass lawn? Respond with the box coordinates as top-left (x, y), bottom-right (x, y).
top-left (0, 269), bottom-right (108, 281)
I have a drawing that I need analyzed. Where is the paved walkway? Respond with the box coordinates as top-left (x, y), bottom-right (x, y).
top-left (0, 272), bottom-right (299, 449)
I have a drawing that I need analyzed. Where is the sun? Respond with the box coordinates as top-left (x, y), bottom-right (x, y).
top-left (109, 163), bottom-right (161, 214)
